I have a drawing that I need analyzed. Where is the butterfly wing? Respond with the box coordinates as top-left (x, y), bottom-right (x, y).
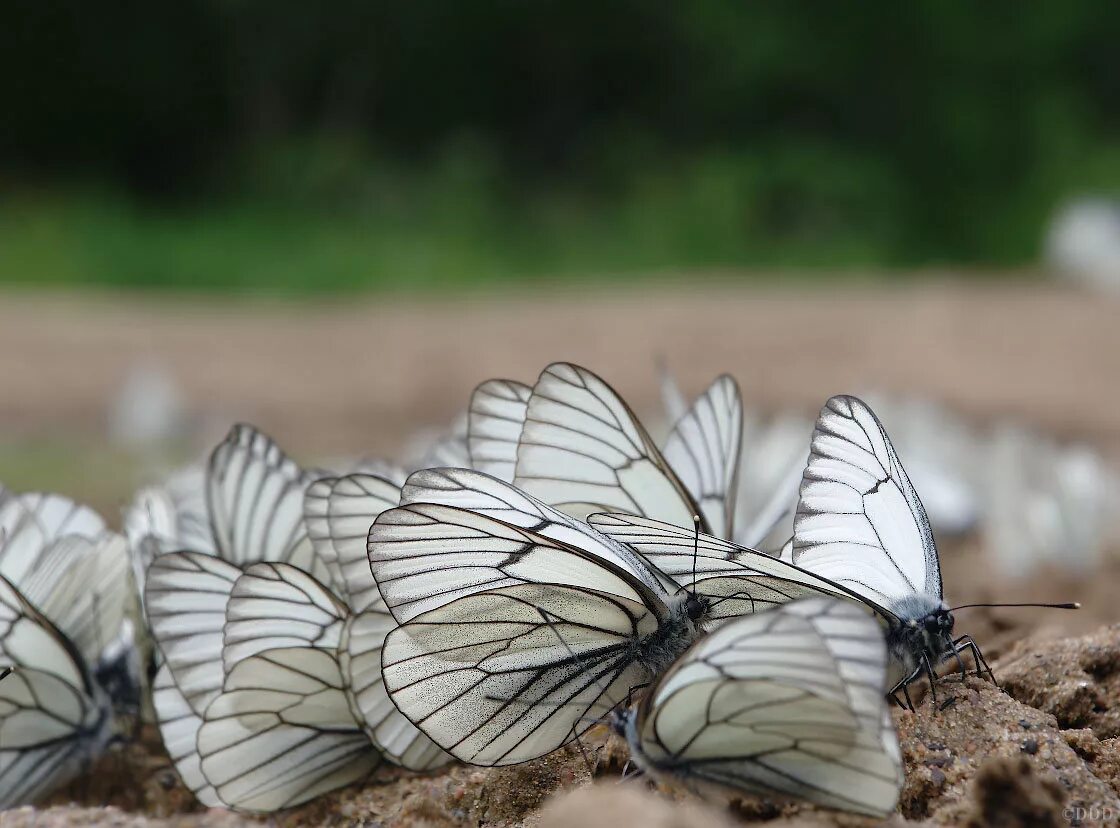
top-left (513, 363), bottom-right (704, 531)
top-left (662, 375), bottom-right (743, 539)
top-left (198, 647), bottom-right (379, 812)
top-left (368, 502), bottom-right (666, 623)
top-left (304, 473), bottom-right (399, 611)
top-left (0, 576), bottom-right (107, 807)
top-left (303, 477), bottom-right (449, 768)
top-left (222, 562), bottom-right (347, 670)
top-left (382, 581), bottom-right (660, 766)
top-left (587, 512), bottom-right (859, 620)
top-left (144, 551), bottom-right (241, 715)
top-left (400, 467), bottom-right (672, 594)
top-left (340, 609), bottom-right (450, 771)
top-left (634, 597), bottom-right (901, 817)
top-left (794, 395), bottom-right (941, 607)
top-left (151, 663), bottom-right (220, 807)
top-left (206, 424), bottom-right (329, 584)
top-left (467, 379), bottom-right (532, 482)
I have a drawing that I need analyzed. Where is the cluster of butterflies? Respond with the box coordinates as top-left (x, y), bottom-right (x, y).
top-left (0, 361), bottom-right (1076, 818)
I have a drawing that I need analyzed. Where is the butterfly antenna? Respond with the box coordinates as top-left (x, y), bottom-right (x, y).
top-left (690, 514), bottom-right (701, 596)
top-left (949, 601), bottom-right (1080, 612)
top-left (0, 666), bottom-right (11, 683)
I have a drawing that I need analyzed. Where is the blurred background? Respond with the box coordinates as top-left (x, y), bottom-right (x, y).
top-left (1, 2), bottom-right (1119, 590)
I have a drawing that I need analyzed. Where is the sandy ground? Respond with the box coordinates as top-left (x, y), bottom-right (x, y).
top-left (2, 282), bottom-right (1119, 826)
top-left (0, 283), bottom-right (1117, 459)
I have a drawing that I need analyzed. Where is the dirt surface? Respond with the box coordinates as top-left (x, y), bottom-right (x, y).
top-left (0, 283), bottom-right (1117, 460)
top-left (3, 283), bottom-right (1120, 826)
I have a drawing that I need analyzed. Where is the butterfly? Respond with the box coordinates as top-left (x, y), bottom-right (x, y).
top-left (368, 467), bottom-right (845, 766)
top-left (0, 492), bottom-right (138, 806)
top-left (142, 425), bottom-right (372, 809)
top-left (467, 362), bottom-right (743, 540)
top-left (611, 596), bottom-right (902, 817)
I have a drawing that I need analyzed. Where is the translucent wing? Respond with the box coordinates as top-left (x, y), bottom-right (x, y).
top-left (151, 663), bottom-right (219, 807)
top-left (304, 474), bottom-right (399, 612)
top-left (467, 379), bottom-right (532, 482)
top-left (662, 375), bottom-right (743, 539)
top-left (0, 576), bottom-right (108, 807)
top-left (340, 610), bottom-right (450, 771)
top-left (399, 467), bottom-right (671, 594)
top-left (206, 424), bottom-right (329, 584)
top-left (513, 363), bottom-right (704, 531)
top-left (223, 562), bottom-right (347, 670)
top-left (793, 396), bottom-right (941, 607)
top-left (382, 582), bottom-right (659, 766)
top-left (633, 597), bottom-right (901, 817)
top-left (368, 503), bottom-right (665, 623)
top-left (198, 647), bottom-right (379, 812)
top-left (144, 551), bottom-right (241, 715)
top-left (587, 513), bottom-right (857, 620)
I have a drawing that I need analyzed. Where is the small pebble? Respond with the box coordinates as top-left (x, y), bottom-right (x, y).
top-left (1022, 738), bottom-right (1040, 755)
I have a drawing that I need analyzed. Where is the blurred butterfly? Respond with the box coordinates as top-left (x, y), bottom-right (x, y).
top-left (611, 597), bottom-right (902, 817)
top-left (0, 492), bottom-right (138, 806)
top-left (468, 362), bottom-right (743, 540)
top-left (368, 468), bottom-right (844, 765)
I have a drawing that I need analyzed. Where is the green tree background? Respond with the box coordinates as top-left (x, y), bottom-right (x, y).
top-left (3, 1), bottom-right (1119, 291)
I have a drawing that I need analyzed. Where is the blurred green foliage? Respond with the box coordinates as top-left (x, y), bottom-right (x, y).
top-left (3, 1), bottom-right (1120, 290)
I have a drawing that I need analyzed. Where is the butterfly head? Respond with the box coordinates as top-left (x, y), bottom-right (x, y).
top-left (684, 593), bottom-right (710, 623)
top-left (888, 594), bottom-right (956, 675)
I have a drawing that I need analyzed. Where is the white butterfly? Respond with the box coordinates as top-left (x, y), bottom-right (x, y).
top-left (369, 468), bottom-right (843, 766)
top-left (142, 425), bottom-right (369, 808)
top-left (611, 597), bottom-right (902, 817)
top-left (0, 494), bottom-right (137, 806)
top-left (467, 362), bottom-right (743, 539)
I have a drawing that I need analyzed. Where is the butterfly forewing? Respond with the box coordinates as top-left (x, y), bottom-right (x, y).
top-left (793, 395), bottom-right (941, 607)
top-left (368, 503), bottom-right (665, 623)
top-left (468, 379), bottom-right (532, 482)
top-left (144, 552), bottom-right (241, 715)
top-left (662, 375), bottom-right (744, 539)
top-left (206, 424), bottom-right (329, 584)
top-left (304, 473), bottom-right (400, 612)
top-left (222, 562), bottom-right (347, 671)
top-left (513, 363), bottom-right (703, 531)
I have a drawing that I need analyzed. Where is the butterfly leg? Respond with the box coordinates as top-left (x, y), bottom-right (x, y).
top-left (921, 653), bottom-right (939, 706)
top-left (953, 635), bottom-right (996, 683)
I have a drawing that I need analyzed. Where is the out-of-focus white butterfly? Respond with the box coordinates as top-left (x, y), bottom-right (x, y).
top-left (467, 362), bottom-right (743, 540)
top-left (611, 597), bottom-right (902, 817)
top-left (368, 468), bottom-right (844, 766)
top-left (0, 492), bottom-right (137, 807)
